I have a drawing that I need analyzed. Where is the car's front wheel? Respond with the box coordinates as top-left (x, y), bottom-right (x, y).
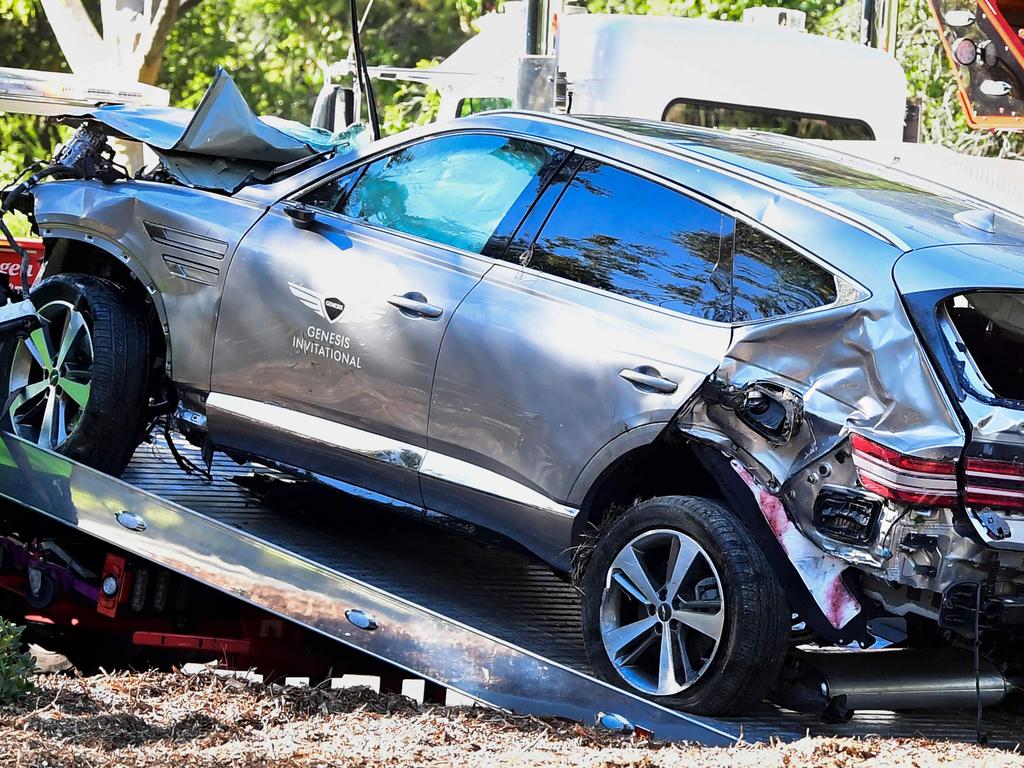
top-left (2, 273), bottom-right (149, 475)
top-left (581, 495), bottom-right (789, 715)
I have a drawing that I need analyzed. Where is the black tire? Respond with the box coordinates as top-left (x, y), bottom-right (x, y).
top-left (1, 273), bottom-right (149, 475)
top-left (581, 495), bottom-right (789, 716)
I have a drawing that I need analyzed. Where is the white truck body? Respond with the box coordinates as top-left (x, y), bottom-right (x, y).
top-left (363, 3), bottom-right (908, 143)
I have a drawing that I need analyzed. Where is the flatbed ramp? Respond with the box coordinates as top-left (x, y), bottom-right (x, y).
top-left (2, 431), bottom-right (1023, 746)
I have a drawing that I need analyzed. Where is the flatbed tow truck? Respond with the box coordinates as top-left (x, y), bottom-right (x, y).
top-left (0, 19), bottom-right (1023, 750)
top-left (1, 428), bottom-right (1022, 746)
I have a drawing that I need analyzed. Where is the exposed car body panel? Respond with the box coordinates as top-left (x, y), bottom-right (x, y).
top-left (210, 204), bottom-right (492, 506)
top-left (895, 244), bottom-right (1024, 554)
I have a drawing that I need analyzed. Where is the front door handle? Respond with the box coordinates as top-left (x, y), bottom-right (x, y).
top-left (388, 292), bottom-right (443, 319)
top-left (619, 366), bottom-right (678, 394)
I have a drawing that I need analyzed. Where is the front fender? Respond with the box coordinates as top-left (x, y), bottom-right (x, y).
top-left (33, 178), bottom-right (267, 391)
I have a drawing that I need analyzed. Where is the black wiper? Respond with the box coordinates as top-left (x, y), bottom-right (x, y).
top-left (265, 147), bottom-right (337, 183)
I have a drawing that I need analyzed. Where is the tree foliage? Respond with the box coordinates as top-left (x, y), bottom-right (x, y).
top-left (0, 619), bottom-right (36, 702)
top-left (2, 0), bottom-right (1024, 219)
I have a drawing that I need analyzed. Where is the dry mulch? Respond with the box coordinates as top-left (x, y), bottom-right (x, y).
top-left (0, 670), bottom-right (1021, 767)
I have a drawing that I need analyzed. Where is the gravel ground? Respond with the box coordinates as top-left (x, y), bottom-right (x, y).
top-left (1, 671), bottom-right (1022, 768)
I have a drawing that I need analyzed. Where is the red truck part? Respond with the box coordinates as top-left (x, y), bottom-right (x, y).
top-left (0, 238), bottom-right (43, 290)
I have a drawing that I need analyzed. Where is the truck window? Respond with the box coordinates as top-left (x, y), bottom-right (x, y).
top-left (731, 221), bottom-right (837, 321)
top-left (309, 134), bottom-right (559, 254)
top-left (525, 159), bottom-right (731, 321)
top-left (457, 97), bottom-right (513, 117)
top-left (663, 99), bottom-right (874, 141)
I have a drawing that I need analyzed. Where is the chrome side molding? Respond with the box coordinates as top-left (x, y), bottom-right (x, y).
top-left (207, 392), bottom-right (426, 471)
top-left (207, 393), bottom-right (578, 520)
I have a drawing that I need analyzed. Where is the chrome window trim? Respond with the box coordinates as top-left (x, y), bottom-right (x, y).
top-left (207, 393), bottom-right (578, 521)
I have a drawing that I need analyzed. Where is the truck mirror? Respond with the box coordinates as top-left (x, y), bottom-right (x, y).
top-left (311, 84), bottom-right (356, 133)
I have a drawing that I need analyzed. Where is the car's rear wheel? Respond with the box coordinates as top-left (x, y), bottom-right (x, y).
top-left (2, 273), bottom-right (149, 475)
top-left (581, 495), bottom-right (789, 715)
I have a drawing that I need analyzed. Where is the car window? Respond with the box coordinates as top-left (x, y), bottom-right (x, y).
top-left (300, 167), bottom-right (363, 213)
top-left (457, 97), bottom-right (513, 117)
top-left (329, 134), bottom-right (559, 254)
top-left (731, 221), bottom-right (837, 322)
top-left (525, 159), bottom-right (731, 321)
top-left (663, 99), bottom-right (874, 140)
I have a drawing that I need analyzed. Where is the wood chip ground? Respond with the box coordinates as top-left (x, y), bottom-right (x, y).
top-left (1, 671), bottom-right (1021, 767)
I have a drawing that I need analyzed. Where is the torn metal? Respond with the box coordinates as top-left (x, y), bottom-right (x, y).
top-left (674, 232), bottom-right (1024, 645)
top-left (57, 67), bottom-right (363, 192)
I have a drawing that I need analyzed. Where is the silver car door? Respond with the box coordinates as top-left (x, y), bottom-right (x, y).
top-left (424, 156), bottom-right (734, 566)
top-left (209, 133), bottom-right (569, 506)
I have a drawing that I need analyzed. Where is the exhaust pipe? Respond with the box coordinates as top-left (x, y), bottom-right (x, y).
top-left (772, 648), bottom-right (1014, 721)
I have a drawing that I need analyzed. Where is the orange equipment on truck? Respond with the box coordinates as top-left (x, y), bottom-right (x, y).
top-left (929, 0), bottom-right (1024, 129)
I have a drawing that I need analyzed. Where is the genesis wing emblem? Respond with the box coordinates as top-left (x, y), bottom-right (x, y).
top-left (288, 282), bottom-right (344, 323)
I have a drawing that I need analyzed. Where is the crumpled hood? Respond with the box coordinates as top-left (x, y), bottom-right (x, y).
top-left (63, 67), bottom-right (353, 192)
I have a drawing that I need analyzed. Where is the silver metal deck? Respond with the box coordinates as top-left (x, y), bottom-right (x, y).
top-left (0, 431), bottom-right (735, 745)
top-left (3, 432), bottom-right (1022, 746)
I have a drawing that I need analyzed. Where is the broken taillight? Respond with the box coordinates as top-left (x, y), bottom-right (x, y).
top-left (850, 434), bottom-right (959, 505)
top-left (964, 456), bottom-right (1024, 511)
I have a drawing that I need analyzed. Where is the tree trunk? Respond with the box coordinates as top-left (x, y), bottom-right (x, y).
top-left (41, 0), bottom-right (192, 84)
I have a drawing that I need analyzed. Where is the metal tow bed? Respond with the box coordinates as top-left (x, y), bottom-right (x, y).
top-left (2, 430), bottom-right (1022, 746)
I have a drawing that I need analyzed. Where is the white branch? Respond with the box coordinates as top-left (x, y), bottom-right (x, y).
top-left (39, 0), bottom-right (109, 75)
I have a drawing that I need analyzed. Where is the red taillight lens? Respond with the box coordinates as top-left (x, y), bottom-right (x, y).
top-left (964, 456), bottom-right (1024, 511)
top-left (850, 434), bottom-right (959, 505)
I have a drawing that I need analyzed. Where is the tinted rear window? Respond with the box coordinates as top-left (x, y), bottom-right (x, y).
top-left (731, 222), bottom-right (837, 321)
top-left (526, 159), bottom-right (731, 320)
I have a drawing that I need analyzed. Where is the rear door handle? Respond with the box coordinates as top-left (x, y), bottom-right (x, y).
top-left (619, 366), bottom-right (678, 394)
top-left (388, 292), bottom-right (443, 319)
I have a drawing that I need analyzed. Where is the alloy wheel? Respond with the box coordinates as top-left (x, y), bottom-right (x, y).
top-left (7, 300), bottom-right (93, 450)
top-left (599, 528), bottom-right (725, 696)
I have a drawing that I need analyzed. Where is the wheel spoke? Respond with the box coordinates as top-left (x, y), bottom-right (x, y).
top-left (612, 545), bottom-right (659, 605)
top-left (664, 535), bottom-right (700, 601)
top-left (604, 615), bottom-right (658, 659)
top-left (675, 630), bottom-right (695, 683)
top-left (8, 380), bottom-right (48, 418)
top-left (37, 389), bottom-right (57, 449)
top-left (611, 571), bottom-right (650, 606)
top-left (54, 397), bottom-right (68, 446)
top-left (55, 310), bottom-right (86, 369)
top-left (657, 624), bottom-right (677, 694)
top-left (618, 628), bottom-right (659, 667)
top-left (672, 605), bottom-right (724, 642)
top-left (23, 328), bottom-right (54, 370)
top-left (59, 377), bottom-right (90, 409)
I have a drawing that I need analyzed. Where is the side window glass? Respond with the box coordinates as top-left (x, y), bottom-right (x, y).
top-left (335, 134), bottom-right (559, 254)
top-left (527, 159), bottom-right (730, 321)
top-left (731, 222), bottom-right (837, 321)
top-left (299, 168), bottom-right (362, 214)
top-left (457, 97), bottom-right (513, 117)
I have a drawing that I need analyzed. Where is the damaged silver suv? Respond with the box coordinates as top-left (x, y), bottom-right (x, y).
top-left (7, 94), bottom-right (1024, 715)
